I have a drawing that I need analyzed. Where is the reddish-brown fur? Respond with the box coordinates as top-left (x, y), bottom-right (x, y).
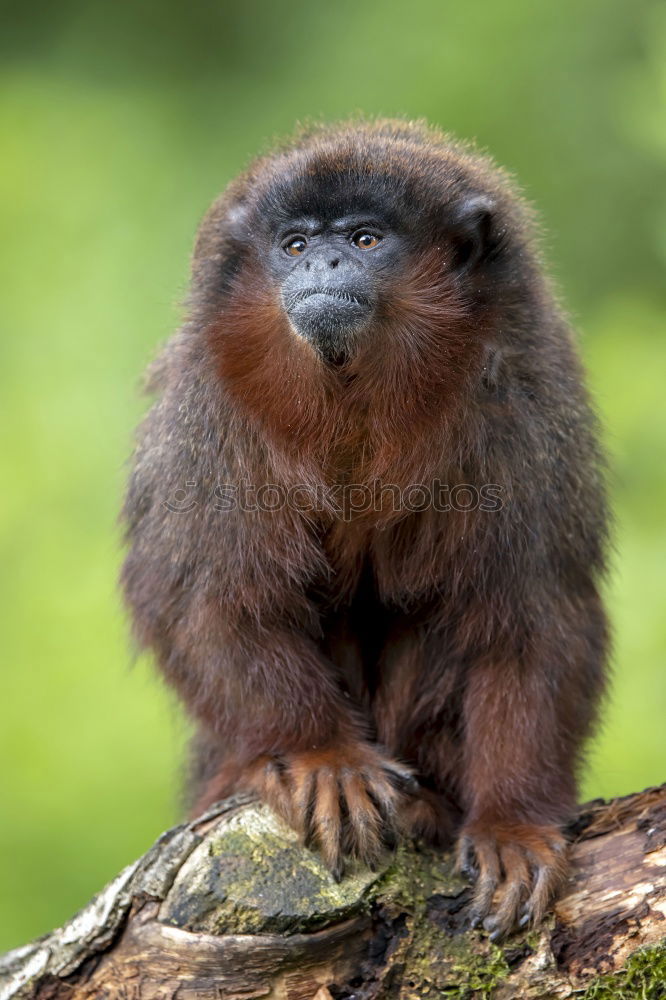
top-left (122, 120), bottom-right (609, 935)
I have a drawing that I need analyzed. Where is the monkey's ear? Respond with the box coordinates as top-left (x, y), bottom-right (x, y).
top-left (448, 195), bottom-right (495, 272)
top-left (193, 196), bottom-right (251, 265)
top-left (225, 200), bottom-right (252, 244)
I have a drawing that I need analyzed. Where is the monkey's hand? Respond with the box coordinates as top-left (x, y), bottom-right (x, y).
top-left (457, 822), bottom-right (568, 940)
top-left (243, 743), bottom-right (416, 880)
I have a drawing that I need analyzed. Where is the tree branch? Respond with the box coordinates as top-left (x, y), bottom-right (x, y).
top-left (2, 785), bottom-right (666, 999)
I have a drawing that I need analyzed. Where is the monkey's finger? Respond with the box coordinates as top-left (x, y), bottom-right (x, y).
top-left (517, 831), bottom-right (568, 926)
top-left (340, 768), bottom-right (383, 865)
top-left (456, 835), bottom-right (479, 882)
top-left (289, 764), bottom-right (317, 843)
top-left (381, 760), bottom-right (420, 795)
top-left (360, 766), bottom-right (401, 824)
top-left (521, 851), bottom-right (568, 928)
top-left (484, 845), bottom-right (531, 941)
top-left (260, 758), bottom-right (294, 827)
top-left (369, 770), bottom-right (401, 817)
top-left (468, 839), bottom-right (500, 927)
top-left (312, 767), bottom-right (344, 880)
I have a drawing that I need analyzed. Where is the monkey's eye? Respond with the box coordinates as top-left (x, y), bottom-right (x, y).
top-left (283, 236), bottom-right (308, 256)
top-left (351, 231), bottom-right (381, 250)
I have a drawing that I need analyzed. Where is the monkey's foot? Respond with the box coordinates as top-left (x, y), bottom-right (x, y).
top-left (457, 822), bottom-right (568, 940)
top-left (244, 743), bottom-right (416, 880)
top-left (400, 786), bottom-right (457, 846)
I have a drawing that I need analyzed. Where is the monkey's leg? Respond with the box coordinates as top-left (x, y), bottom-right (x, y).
top-left (373, 625), bottom-right (462, 845)
top-left (456, 644), bottom-right (599, 939)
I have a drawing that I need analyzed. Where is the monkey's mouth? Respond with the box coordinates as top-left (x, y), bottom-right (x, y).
top-left (286, 287), bottom-right (372, 311)
top-left (283, 285), bottom-right (374, 362)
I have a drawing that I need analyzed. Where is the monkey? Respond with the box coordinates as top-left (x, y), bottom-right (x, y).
top-left (121, 119), bottom-right (609, 939)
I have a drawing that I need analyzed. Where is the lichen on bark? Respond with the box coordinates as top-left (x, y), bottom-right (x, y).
top-left (160, 804), bottom-right (383, 935)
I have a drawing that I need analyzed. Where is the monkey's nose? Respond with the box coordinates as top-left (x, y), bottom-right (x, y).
top-left (329, 258), bottom-right (340, 269)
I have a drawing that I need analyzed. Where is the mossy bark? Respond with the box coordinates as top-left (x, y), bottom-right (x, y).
top-left (1, 786), bottom-right (666, 1000)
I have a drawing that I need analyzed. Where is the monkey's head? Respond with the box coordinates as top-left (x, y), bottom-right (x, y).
top-left (193, 122), bottom-right (538, 370)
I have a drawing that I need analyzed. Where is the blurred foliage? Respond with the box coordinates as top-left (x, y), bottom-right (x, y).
top-left (0, 0), bottom-right (664, 951)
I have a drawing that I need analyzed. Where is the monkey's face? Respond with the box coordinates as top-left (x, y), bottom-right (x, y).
top-left (201, 129), bottom-right (515, 372)
top-left (271, 212), bottom-right (407, 363)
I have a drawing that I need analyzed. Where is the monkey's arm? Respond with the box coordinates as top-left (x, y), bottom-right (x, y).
top-left (122, 391), bottom-right (411, 875)
top-left (450, 347), bottom-right (609, 937)
top-left (126, 569), bottom-right (411, 877)
top-left (457, 401), bottom-right (607, 934)
top-left (457, 588), bottom-right (606, 938)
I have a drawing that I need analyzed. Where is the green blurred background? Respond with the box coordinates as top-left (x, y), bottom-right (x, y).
top-left (1, 0), bottom-right (665, 951)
